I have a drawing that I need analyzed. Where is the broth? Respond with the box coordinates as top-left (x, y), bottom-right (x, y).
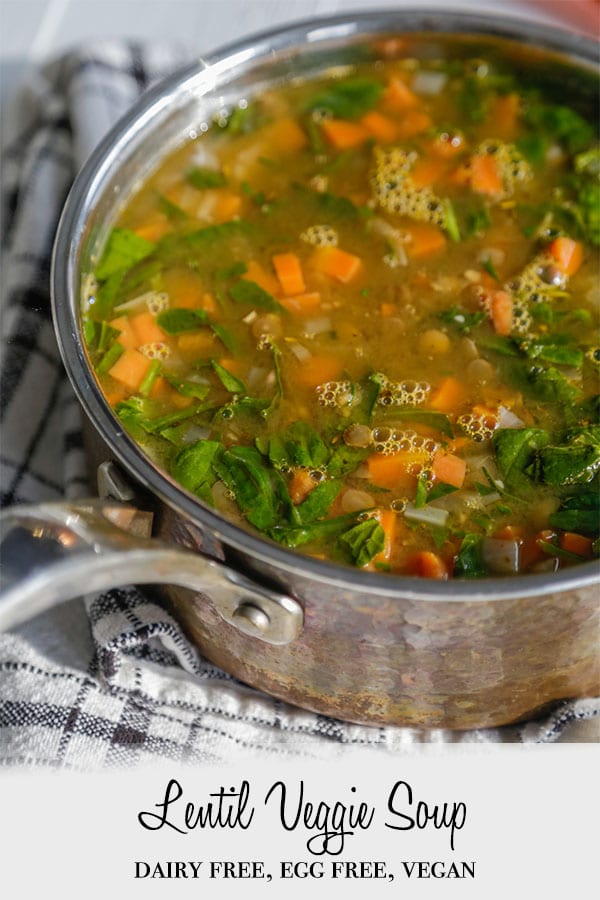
top-left (83, 39), bottom-right (600, 578)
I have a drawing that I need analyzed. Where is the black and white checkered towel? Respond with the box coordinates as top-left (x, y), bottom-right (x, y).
top-left (1, 43), bottom-right (598, 768)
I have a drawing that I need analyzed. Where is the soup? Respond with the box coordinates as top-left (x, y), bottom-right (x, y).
top-left (82, 38), bottom-right (600, 579)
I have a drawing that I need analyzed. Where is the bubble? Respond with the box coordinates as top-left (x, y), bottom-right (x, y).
top-left (300, 224), bottom-right (338, 247)
top-left (316, 380), bottom-right (356, 409)
top-left (370, 147), bottom-right (445, 227)
top-left (374, 373), bottom-right (431, 407)
top-left (139, 342), bottom-right (171, 360)
top-left (146, 291), bottom-right (170, 315)
top-left (457, 411), bottom-right (498, 442)
top-left (472, 140), bottom-right (532, 199)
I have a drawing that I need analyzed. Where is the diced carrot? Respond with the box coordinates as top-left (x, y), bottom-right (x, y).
top-left (396, 110), bottom-right (432, 140)
top-left (149, 376), bottom-right (170, 401)
top-left (296, 354), bottom-right (344, 389)
top-left (429, 376), bottom-right (468, 413)
top-left (272, 252), bottom-right (306, 296)
top-left (104, 384), bottom-right (128, 407)
top-left (242, 260), bottom-right (281, 296)
top-left (360, 111), bottom-right (399, 143)
top-left (560, 532), bottom-right (594, 557)
top-left (470, 153), bottom-right (504, 196)
top-left (448, 163), bottom-right (472, 186)
top-left (280, 292), bottom-right (322, 316)
top-left (408, 551), bottom-right (449, 580)
top-left (491, 93), bottom-right (521, 139)
top-left (320, 119), bottom-right (369, 149)
top-left (162, 268), bottom-right (205, 309)
top-left (108, 348), bottom-right (152, 391)
top-left (310, 246), bottom-right (362, 283)
top-left (548, 237), bottom-right (584, 277)
top-left (109, 315), bottom-right (138, 350)
top-left (494, 525), bottom-right (526, 542)
top-left (379, 302), bottom-right (396, 317)
top-left (217, 357), bottom-right (244, 377)
top-left (404, 224), bottom-right (447, 259)
top-left (289, 468), bottom-right (317, 505)
top-left (428, 132), bottom-right (465, 158)
top-left (366, 450), bottom-right (430, 490)
top-left (383, 76), bottom-right (419, 112)
top-left (431, 450), bottom-right (467, 488)
top-left (490, 290), bottom-right (513, 337)
top-left (410, 157), bottom-right (448, 187)
top-left (130, 311), bottom-right (167, 346)
top-left (262, 116), bottom-right (308, 153)
top-left (372, 508), bottom-right (398, 565)
top-left (177, 331), bottom-right (216, 356)
top-left (134, 213), bottom-right (170, 242)
top-left (201, 292), bottom-right (218, 316)
top-left (211, 191), bottom-right (242, 223)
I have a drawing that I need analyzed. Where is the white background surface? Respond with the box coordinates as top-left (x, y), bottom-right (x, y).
top-left (0, 0), bottom-right (581, 139)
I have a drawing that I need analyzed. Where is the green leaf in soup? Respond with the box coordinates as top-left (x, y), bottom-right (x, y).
top-left (268, 513), bottom-right (358, 548)
top-left (442, 198), bottom-right (461, 242)
top-left (212, 446), bottom-right (278, 531)
top-left (156, 307), bottom-right (209, 334)
top-left (296, 479), bottom-right (342, 524)
top-left (549, 491), bottom-right (600, 536)
top-left (492, 428), bottom-right (551, 490)
top-left (525, 366), bottom-right (582, 405)
top-left (157, 193), bottom-right (188, 222)
top-left (453, 533), bottom-right (487, 578)
top-left (338, 518), bottom-right (385, 568)
top-left (163, 374), bottom-right (210, 400)
top-left (95, 228), bottom-right (155, 281)
top-left (171, 440), bottom-right (222, 496)
top-left (426, 483), bottom-right (458, 503)
top-left (518, 337), bottom-right (583, 369)
top-left (187, 167), bottom-right (227, 190)
top-left (326, 443), bottom-right (370, 478)
top-left (438, 305), bottom-right (486, 335)
top-left (305, 76), bottom-right (384, 120)
top-left (532, 427), bottom-right (600, 486)
top-left (524, 102), bottom-right (594, 154)
top-left (515, 134), bottom-right (547, 165)
top-left (211, 359), bottom-right (246, 394)
top-left (229, 279), bottom-right (285, 313)
top-left (283, 421), bottom-right (330, 469)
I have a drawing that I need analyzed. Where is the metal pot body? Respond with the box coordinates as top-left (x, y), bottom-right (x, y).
top-left (52, 11), bottom-right (600, 729)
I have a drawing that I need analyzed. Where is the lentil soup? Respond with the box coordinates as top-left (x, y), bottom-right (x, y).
top-left (83, 37), bottom-right (600, 579)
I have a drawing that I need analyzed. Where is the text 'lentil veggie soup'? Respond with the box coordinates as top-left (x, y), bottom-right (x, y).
top-left (82, 35), bottom-right (600, 580)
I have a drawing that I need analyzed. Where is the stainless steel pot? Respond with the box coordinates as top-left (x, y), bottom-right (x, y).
top-left (2, 9), bottom-right (599, 729)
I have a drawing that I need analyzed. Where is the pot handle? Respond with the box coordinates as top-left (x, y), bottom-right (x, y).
top-left (0, 500), bottom-right (303, 645)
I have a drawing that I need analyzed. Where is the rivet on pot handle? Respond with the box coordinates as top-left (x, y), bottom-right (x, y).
top-left (0, 501), bottom-right (304, 645)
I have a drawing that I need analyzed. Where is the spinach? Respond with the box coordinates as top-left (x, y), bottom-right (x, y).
top-left (187, 167), bottom-right (227, 190)
top-left (438, 305), bottom-right (486, 335)
top-left (95, 228), bottom-right (154, 281)
top-left (163, 374), bottom-right (210, 400)
top-left (414, 471), bottom-right (429, 509)
top-left (465, 207), bottom-right (491, 238)
top-left (538, 539), bottom-right (587, 563)
top-left (157, 194), bottom-right (187, 222)
top-left (218, 102), bottom-right (260, 135)
top-left (293, 183), bottom-right (363, 221)
top-left (492, 428), bottom-right (551, 490)
top-left (296, 479), bottom-right (342, 524)
top-left (574, 175), bottom-right (600, 246)
top-left (215, 397), bottom-right (270, 419)
top-left (426, 483), bottom-right (458, 503)
top-left (212, 446), bottom-right (279, 530)
top-left (443, 199), bottom-right (461, 242)
top-left (482, 256), bottom-right (500, 282)
top-left (269, 513), bottom-right (358, 548)
top-left (209, 321), bottom-right (236, 354)
top-left (453, 533), bottom-right (487, 578)
top-left (229, 279), bottom-right (285, 313)
top-left (326, 443), bottom-right (370, 478)
top-left (524, 102), bottom-right (593, 154)
top-left (375, 408), bottom-right (454, 438)
top-left (338, 518), bottom-right (385, 567)
top-left (519, 336), bottom-right (583, 369)
top-left (268, 421), bottom-right (330, 471)
top-left (95, 340), bottom-right (124, 375)
top-left (515, 134), bottom-right (547, 165)
top-left (171, 440), bottom-right (222, 497)
top-left (156, 307), bottom-right (209, 334)
top-left (525, 366), bottom-right (582, 405)
top-left (550, 491), bottom-right (600, 536)
top-left (533, 428), bottom-right (600, 486)
top-left (306, 76), bottom-right (383, 120)
top-left (211, 359), bottom-right (246, 394)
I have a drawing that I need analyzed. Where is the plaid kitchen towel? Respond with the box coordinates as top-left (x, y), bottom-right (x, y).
top-left (1, 43), bottom-right (599, 769)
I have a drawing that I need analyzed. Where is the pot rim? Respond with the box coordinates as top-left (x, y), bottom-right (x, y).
top-left (51, 7), bottom-right (600, 601)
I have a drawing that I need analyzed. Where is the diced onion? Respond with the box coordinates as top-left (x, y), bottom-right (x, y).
top-left (368, 217), bottom-right (409, 265)
top-left (180, 426), bottom-right (211, 444)
top-left (477, 247), bottom-right (505, 267)
top-left (341, 489), bottom-right (374, 513)
top-left (404, 503), bottom-right (449, 527)
top-left (412, 71), bottom-right (447, 95)
top-left (303, 317), bottom-right (332, 335)
top-left (482, 538), bottom-right (520, 575)
top-left (497, 405), bottom-right (524, 428)
top-left (288, 341), bottom-right (312, 362)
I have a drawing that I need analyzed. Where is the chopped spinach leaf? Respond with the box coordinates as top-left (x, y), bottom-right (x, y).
top-left (306, 76), bottom-right (383, 120)
top-left (229, 279), bottom-right (285, 312)
top-left (338, 518), bottom-right (385, 567)
top-left (187, 167), bottom-right (227, 190)
top-left (95, 228), bottom-right (155, 281)
top-left (549, 491), bottom-right (600, 536)
top-left (438, 304), bottom-right (486, 335)
top-left (454, 533), bottom-right (487, 578)
top-left (296, 479), bottom-right (342, 524)
top-left (211, 359), bottom-right (246, 394)
top-left (171, 440), bottom-right (222, 496)
top-left (156, 307), bottom-right (209, 334)
top-left (492, 427), bottom-right (551, 490)
top-left (164, 374), bottom-right (210, 400)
